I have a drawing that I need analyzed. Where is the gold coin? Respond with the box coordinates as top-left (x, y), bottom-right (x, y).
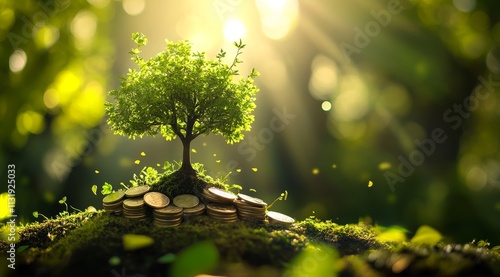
top-left (206, 203), bottom-right (237, 214)
top-left (207, 187), bottom-right (237, 202)
top-left (183, 203), bottom-right (206, 215)
top-left (234, 200), bottom-right (266, 211)
top-left (154, 205), bottom-right (183, 216)
top-left (237, 193), bottom-right (267, 207)
top-left (103, 202), bottom-right (123, 210)
top-left (267, 211), bottom-right (295, 224)
top-left (173, 194), bottom-right (199, 208)
top-left (123, 198), bottom-right (145, 208)
top-left (154, 221), bottom-right (181, 227)
top-left (103, 191), bottom-right (125, 204)
top-left (144, 192), bottom-right (170, 208)
top-left (125, 185), bottom-right (150, 198)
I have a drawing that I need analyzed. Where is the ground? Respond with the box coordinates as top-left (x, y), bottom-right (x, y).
top-left (1, 170), bottom-right (499, 276)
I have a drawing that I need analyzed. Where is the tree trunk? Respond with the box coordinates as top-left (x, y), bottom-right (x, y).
top-left (180, 138), bottom-right (195, 175)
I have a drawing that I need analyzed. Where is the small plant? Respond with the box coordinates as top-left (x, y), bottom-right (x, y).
top-left (58, 196), bottom-right (82, 215)
top-left (32, 211), bottom-right (49, 221)
top-left (267, 190), bottom-right (288, 210)
top-left (105, 33), bottom-right (260, 181)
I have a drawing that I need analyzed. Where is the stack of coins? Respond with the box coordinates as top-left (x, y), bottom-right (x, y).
top-left (102, 191), bottom-right (125, 214)
top-left (183, 203), bottom-right (206, 219)
top-left (202, 187), bottom-right (238, 204)
top-left (206, 203), bottom-right (238, 222)
top-left (123, 198), bottom-right (147, 219)
top-left (266, 211), bottom-right (295, 227)
top-left (234, 193), bottom-right (267, 221)
top-left (153, 206), bottom-right (183, 227)
top-left (121, 185), bottom-right (150, 219)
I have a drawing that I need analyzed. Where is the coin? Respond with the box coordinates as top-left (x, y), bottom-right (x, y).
top-left (123, 198), bottom-right (145, 208)
top-left (267, 211), bottom-right (295, 225)
top-left (237, 193), bottom-right (267, 207)
top-left (154, 206), bottom-right (183, 218)
top-left (183, 203), bottom-right (206, 216)
top-left (207, 187), bottom-right (237, 203)
top-left (103, 191), bottom-right (125, 204)
top-left (153, 218), bottom-right (182, 227)
top-left (144, 192), bottom-right (170, 208)
top-left (153, 205), bottom-right (183, 227)
top-left (202, 189), bottom-right (219, 203)
top-left (122, 197), bottom-right (147, 219)
top-left (173, 194), bottom-right (199, 208)
top-left (125, 185), bottom-right (150, 198)
top-left (206, 203), bottom-right (237, 214)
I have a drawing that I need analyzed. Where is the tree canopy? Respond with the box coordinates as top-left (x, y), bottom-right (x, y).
top-left (106, 33), bottom-right (259, 172)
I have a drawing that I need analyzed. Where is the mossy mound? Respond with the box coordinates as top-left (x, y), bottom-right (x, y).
top-left (1, 212), bottom-right (499, 277)
top-left (151, 170), bottom-right (215, 199)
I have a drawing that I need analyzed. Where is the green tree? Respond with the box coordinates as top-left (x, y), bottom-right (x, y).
top-left (106, 33), bottom-right (259, 176)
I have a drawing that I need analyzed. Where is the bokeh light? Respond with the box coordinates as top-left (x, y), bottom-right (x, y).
top-left (224, 18), bottom-right (246, 41)
top-left (9, 49), bottom-right (27, 73)
top-left (256, 0), bottom-right (299, 40)
top-left (321, 101), bottom-right (331, 111)
top-left (123, 0), bottom-right (145, 16)
top-left (309, 54), bottom-right (339, 100)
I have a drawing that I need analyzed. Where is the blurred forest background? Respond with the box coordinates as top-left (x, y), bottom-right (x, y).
top-left (1, 0), bottom-right (499, 244)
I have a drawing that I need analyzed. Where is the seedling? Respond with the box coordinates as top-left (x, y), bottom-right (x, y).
top-left (267, 190), bottom-right (288, 210)
top-left (32, 211), bottom-right (49, 221)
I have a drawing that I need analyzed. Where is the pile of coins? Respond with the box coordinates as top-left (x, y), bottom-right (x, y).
top-left (102, 191), bottom-right (125, 214)
top-left (206, 203), bottom-right (238, 222)
top-left (234, 193), bottom-right (267, 221)
top-left (202, 187), bottom-right (239, 222)
top-left (102, 184), bottom-right (296, 228)
top-left (153, 206), bottom-right (183, 227)
top-left (202, 187), bottom-right (237, 203)
top-left (183, 203), bottom-right (206, 219)
top-left (123, 185), bottom-right (151, 219)
top-left (172, 194), bottom-right (206, 221)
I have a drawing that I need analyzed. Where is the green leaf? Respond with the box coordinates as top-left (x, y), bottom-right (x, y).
top-left (122, 234), bottom-right (154, 251)
top-left (108, 256), bottom-right (121, 266)
top-left (32, 211), bottom-right (38, 218)
top-left (410, 225), bottom-right (443, 245)
top-left (376, 228), bottom-right (407, 243)
top-left (157, 253), bottom-right (176, 264)
top-left (101, 182), bottom-right (113, 195)
top-left (91, 185), bottom-right (97, 195)
top-left (131, 32), bottom-right (148, 47)
top-left (17, 245), bottom-right (29, 253)
top-left (170, 241), bottom-right (219, 277)
top-left (284, 244), bottom-right (339, 277)
top-left (58, 196), bottom-right (66, 204)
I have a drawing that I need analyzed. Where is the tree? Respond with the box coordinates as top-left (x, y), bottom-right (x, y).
top-left (106, 33), bottom-right (259, 176)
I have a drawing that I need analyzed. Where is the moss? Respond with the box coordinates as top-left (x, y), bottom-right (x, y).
top-left (295, 217), bottom-right (387, 256)
top-left (2, 211), bottom-right (500, 276)
top-left (150, 169), bottom-right (226, 199)
top-left (2, 172), bottom-right (499, 276)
